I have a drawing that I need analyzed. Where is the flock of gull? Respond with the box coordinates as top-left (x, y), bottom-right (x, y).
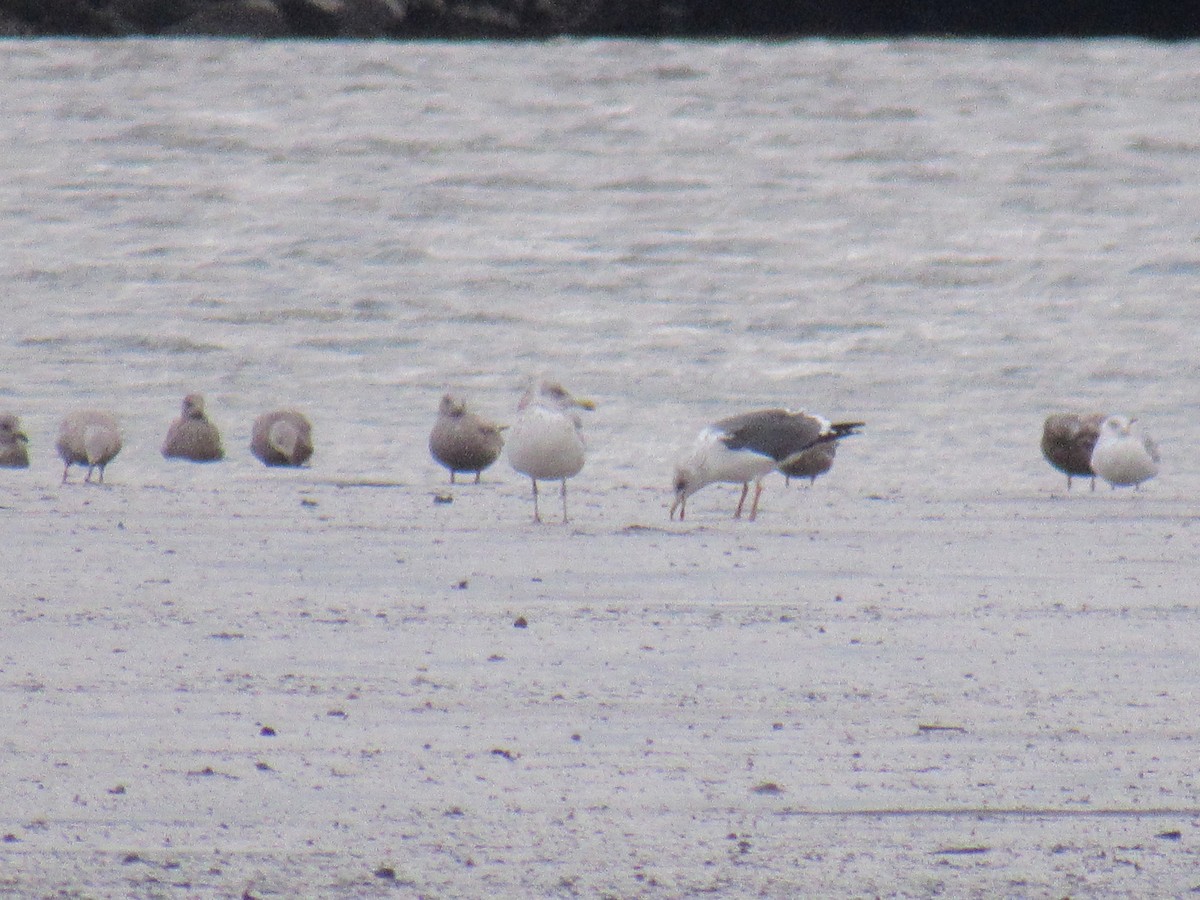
top-left (428, 377), bottom-right (867, 523)
top-left (0, 378), bottom-right (1161, 522)
top-left (430, 379), bottom-right (1161, 523)
top-left (0, 397), bottom-right (313, 485)
top-left (1040, 412), bottom-right (1160, 492)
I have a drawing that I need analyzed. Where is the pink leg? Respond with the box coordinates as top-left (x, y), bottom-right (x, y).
top-left (734, 482), bottom-right (749, 518)
top-left (748, 481), bottom-right (764, 521)
top-left (531, 478), bottom-right (542, 522)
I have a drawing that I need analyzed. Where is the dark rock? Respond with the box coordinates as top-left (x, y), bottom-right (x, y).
top-left (337, 0), bottom-right (412, 36)
top-left (3, 0), bottom-right (129, 35)
top-left (0, 0), bottom-right (1193, 42)
top-left (167, 0), bottom-right (291, 36)
top-left (108, 0), bottom-right (207, 31)
top-left (275, 0), bottom-right (342, 36)
top-left (0, 11), bottom-right (35, 34)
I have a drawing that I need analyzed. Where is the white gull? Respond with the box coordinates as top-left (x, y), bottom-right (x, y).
top-left (1090, 415), bottom-right (1159, 489)
top-left (505, 378), bottom-right (595, 523)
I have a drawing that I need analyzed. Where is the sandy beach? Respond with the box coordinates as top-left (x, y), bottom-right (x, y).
top-left (3, 454), bottom-right (1198, 896)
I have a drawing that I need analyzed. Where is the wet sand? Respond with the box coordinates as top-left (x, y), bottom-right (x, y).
top-left (3, 456), bottom-right (1197, 897)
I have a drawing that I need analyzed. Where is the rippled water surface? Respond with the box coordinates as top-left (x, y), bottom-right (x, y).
top-left (4, 38), bottom-right (1198, 494)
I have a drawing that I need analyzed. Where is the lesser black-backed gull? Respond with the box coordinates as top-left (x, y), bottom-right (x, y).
top-left (671, 409), bottom-right (863, 521)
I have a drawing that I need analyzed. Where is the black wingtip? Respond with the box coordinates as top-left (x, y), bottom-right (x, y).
top-left (831, 421), bottom-right (865, 438)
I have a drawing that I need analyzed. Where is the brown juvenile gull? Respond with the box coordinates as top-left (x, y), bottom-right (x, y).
top-left (161, 393), bottom-right (225, 462)
top-left (0, 413), bottom-right (30, 468)
top-left (777, 412), bottom-right (858, 486)
top-left (1090, 415), bottom-right (1160, 490)
top-left (57, 410), bottom-right (122, 484)
top-left (429, 394), bottom-right (505, 484)
top-left (505, 378), bottom-right (595, 523)
top-left (251, 409), bottom-right (314, 467)
top-left (671, 409), bottom-right (863, 521)
top-left (1040, 412), bottom-right (1105, 491)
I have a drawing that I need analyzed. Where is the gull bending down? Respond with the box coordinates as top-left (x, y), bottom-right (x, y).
top-left (671, 409), bottom-right (862, 521)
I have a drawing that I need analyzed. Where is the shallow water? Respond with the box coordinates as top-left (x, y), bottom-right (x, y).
top-left (4, 38), bottom-right (1199, 491)
top-left (2, 37), bottom-right (1199, 897)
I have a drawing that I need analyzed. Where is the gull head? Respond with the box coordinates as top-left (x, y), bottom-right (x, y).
top-left (669, 464), bottom-right (699, 520)
top-left (1101, 415), bottom-right (1134, 438)
top-left (520, 378), bottom-right (596, 413)
top-left (439, 393), bottom-right (467, 419)
top-left (182, 393), bottom-right (208, 420)
top-left (0, 414), bottom-right (27, 446)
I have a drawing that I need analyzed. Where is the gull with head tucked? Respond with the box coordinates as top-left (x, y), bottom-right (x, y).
top-left (57, 410), bottom-right (122, 484)
top-left (671, 409), bottom-right (863, 521)
top-left (251, 409), bottom-right (314, 467)
top-left (1090, 415), bottom-right (1159, 490)
top-left (505, 377), bottom-right (595, 523)
top-left (1041, 412), bottom-right (1105, 491)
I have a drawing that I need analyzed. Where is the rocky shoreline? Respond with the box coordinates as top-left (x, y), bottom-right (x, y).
top-left (0, 0), bottom-right (1194, 39)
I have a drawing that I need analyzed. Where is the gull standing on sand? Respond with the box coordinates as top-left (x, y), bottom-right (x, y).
top-left (671, 409), bottom-right (863, 521)
top-left (505, 378), bottom-right (595, 523)
top-left (161, 393), bottom-right (225, 462)
top-left (1041, 412), bottom-right (1105, 491)
top-left (57, 410), bottom-right (122, 484)
top-left (0, 414), bottom-right (30, 468)
top-left (251, 409), bottom-right (314, 467)
top-left (1090, 415), bottom-right (1159, 489)
top-left (778, 411), bottom-right (856, 487)
top-left (429, 394), bottom-right (505, 483)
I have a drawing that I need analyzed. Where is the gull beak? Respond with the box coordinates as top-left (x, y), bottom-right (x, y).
top-left (574, 397), bottom-right (596, 411)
